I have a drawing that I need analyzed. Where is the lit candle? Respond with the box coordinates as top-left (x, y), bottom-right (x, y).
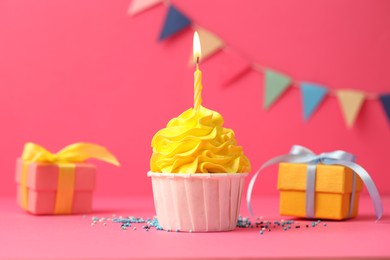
top-left (193, 31), bottom-right (202, 112)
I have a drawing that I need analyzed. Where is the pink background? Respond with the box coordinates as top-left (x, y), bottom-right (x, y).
top-left (1, 0), bottom-right (389, 198)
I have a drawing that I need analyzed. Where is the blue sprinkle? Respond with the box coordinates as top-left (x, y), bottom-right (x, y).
top-left (236, 217), bottom-right (252, 228)
top-left (113, 218), bottom-right (134, 223)
top-left (324, 223), bottom-right (327, 227)
top-left (260, 230), bottom-right (263, 235)
top-left (176, 229), bottom-right (180, 232)
top-left (283, 227), bottom-right (287, 231)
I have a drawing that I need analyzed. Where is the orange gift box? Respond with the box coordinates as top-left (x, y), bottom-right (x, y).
top-left (277, 162), bottom-right (363, 220)
top-left (15, 142), bottom-right (120, 215)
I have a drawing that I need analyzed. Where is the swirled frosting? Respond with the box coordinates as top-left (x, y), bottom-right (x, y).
top-left (150, 106), bottom-right (251, 173)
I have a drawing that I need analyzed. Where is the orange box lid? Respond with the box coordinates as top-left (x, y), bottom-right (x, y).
top-left (277, 162), bottom-right (363, 193)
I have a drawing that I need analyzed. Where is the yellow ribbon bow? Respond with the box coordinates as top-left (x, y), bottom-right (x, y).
top-left (20, 142), bottom-right (120, 214)
top-left (22, 142), bottom-right (120, 166)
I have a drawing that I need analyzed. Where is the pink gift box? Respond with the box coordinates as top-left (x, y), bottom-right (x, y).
top-left (15, 158), bottom-right (96, 215)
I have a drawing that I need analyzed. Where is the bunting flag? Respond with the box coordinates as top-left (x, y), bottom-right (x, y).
top-left (127, 0), bottom-right (163, 16)
top-left (379, 94), bottom-right (390, 124)
top-left (159, 5), bottom-right (191, 41)
top-left (219, 49), bottom-right (251, 86)
top-left (264, 69), bottom-right (291, 109)
top-left (189, 27), bottom-right (225, 65)
top-left (300, 83), bottom-right (328, 120)
top-left (129, 2), bottom-right (390, 128)
top-left (336, 90), bottom-right (365, 128)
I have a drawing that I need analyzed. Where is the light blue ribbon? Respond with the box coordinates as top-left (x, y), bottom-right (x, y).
top-left (246, 145), bottom-right (383, 221)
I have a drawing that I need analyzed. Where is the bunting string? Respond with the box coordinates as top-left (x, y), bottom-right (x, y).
top-left (128, 0), bottom-right (390, 128)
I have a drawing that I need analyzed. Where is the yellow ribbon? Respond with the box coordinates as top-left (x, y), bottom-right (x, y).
top-left (20, 142), bottom-right (120, 214)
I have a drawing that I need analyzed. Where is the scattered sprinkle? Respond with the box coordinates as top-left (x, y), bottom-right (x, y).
top-left (87, 215), bottom-right (328, 236)
top-left (236, 217), bottom-right (328, 235)
top-left (237, 216), bottom-right (251, 228)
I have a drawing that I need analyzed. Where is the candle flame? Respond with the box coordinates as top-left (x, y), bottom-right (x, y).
top-left (193, 31), bottom-right (201, 63)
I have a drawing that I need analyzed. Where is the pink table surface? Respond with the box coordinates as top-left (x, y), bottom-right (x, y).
top-left (0, 196), bottom-right (389, 260)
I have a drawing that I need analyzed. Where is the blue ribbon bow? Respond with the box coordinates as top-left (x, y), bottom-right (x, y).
top-left (246, 145), bottom-right (383, 220)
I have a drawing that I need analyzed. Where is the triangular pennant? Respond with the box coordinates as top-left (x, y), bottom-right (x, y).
top-left (189, 27), bottom-right (225, 65)
top-left (379, 94), bottom-right (390, 124)
top-left (158, 5), bottom-right (191, 41)
top-left (219, 49), bottom-right (251, 86)
top-left (300, 83), bottom-right (328, 120)
top-left (263, 69), bottom-right (292, 109)
top-left (127, 0), bottom-right (163, 16)
top-left (336, 90), bottom-right (365, 128)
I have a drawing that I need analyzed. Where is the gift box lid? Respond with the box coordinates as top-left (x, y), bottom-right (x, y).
top-left (15, 159), bottom-right (96, 192)
top-left (277, 162), bottom-right (363, 194)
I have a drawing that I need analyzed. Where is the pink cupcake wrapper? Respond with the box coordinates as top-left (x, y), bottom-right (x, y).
top-left (147, 172), bottom-right (247, 232)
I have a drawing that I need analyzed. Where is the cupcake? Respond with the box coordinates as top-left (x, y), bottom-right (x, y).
top-left (148, 106), bottom-right (250, 232)
top-left (148, 31), bottom-right (250, 232)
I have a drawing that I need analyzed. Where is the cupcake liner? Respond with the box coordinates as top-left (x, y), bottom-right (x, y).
top-left (147, 172), bottom-right (247, 232)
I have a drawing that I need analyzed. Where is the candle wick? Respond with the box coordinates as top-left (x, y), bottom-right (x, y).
top-left (196, 56), bottom-right (199, 65)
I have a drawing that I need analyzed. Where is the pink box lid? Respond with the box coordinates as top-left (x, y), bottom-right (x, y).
top-left (15, 158), bottom-right (96, 192)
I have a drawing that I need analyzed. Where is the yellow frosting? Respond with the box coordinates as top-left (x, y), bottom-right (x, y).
top-left (150, 106), bottom-right (251, 173)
